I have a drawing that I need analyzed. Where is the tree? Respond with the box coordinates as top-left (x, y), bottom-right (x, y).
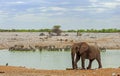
top-left (52, 25), bottom-right (62, 36)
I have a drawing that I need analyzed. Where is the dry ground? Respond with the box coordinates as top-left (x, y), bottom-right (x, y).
top-left (0, 66), bottom-right (120, 76)
top-left (0, 32), bottom-right (120, 49)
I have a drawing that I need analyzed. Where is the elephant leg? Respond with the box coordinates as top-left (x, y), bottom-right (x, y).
top-left (74, 54), bottom-right (80, 69)
top-left (87, 59), bottom-right (94, 69)
top-left (81, 57), bottom-right (85, 69)
top-left (71, 52), bottom-right (75, 69)
top-left (96, 57), bottom-right (102, 68)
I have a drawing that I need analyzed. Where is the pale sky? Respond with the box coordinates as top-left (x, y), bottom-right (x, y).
top-left (0, 0), bottom-right (120, 30)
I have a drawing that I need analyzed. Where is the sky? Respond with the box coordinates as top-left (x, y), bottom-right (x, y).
top-left (0, 0), bottom-right (120, 30)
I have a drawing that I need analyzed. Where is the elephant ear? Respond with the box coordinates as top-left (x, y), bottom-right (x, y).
top-left (72, 43), bottom-right (79, 52)
top-left (79, 42), bottom-right (89, 54)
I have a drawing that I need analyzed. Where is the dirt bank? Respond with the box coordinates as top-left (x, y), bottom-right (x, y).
top-left (0, 66), bottom-right (120, 76)
top-left (0, 32), bottom-right (120, 49)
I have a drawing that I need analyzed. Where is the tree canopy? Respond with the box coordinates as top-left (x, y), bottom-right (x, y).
top-left (51, 25), bottom-right (62, 36)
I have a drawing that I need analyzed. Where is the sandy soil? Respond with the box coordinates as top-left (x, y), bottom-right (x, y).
top-left (0, 66), bottom-right (120, 76)
top-left (0, 32), bottom-right (120, 49)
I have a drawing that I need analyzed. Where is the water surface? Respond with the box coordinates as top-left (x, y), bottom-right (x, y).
top-left (0, 49), bottom-right (120, 70)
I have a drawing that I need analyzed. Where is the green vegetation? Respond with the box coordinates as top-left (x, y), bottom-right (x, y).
top-left (0, 29), bottom-right (51, 32)
top-left (67, 28), bottom-right (120, 33)
top-left (0, 28), bottom-right (120, 33)
top-left (52, 25), bottom-right (62, 36)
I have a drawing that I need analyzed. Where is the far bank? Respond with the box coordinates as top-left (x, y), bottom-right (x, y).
top-left (0, 32), bottom-right (120, 50)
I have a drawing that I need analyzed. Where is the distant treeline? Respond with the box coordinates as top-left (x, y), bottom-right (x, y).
top-left (67, 28), bottom-right (120, 33)
top-left (0, 29), bottom-right (51, 32)
top-left (0, 28), bottom-right (120, 33)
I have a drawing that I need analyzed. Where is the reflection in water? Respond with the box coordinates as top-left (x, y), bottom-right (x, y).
top-left (0, 49), bottom-right (120, 70)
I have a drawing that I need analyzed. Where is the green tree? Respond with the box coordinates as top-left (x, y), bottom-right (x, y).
top-left (52, 25), bottom-right (62, 36)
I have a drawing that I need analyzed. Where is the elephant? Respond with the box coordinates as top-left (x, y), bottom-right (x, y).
top-left (9, 45), bottom-right (35, 51)
top-left (9, 45), bottom-right (24, 51)
top-left (71, 42), bottom-right (102, 69)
